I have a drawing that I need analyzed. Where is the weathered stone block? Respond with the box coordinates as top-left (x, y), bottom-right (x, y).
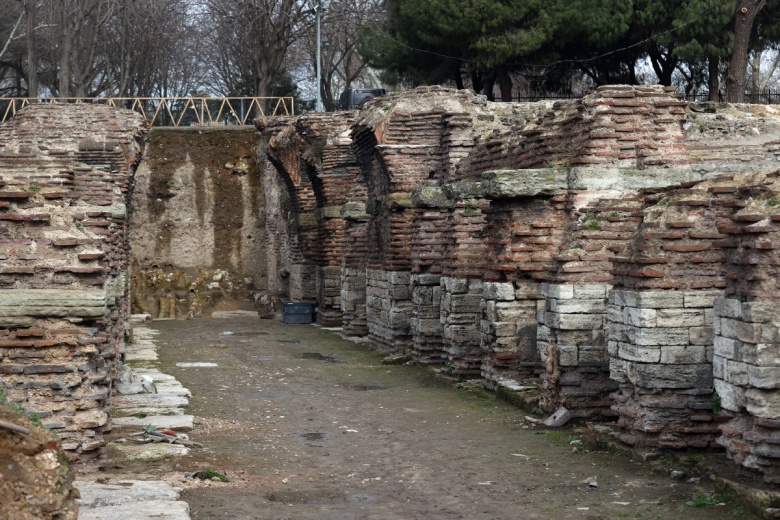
top-left (573, 284), bottom-right (609, 299)
top-left (541, 283), bottom-right (574, 300)
top-left (550, 299), bottom-right (606, 314)
top-left (713, 336), bottom-right (738, 360)
top-left (688, 326), bottom-right (713, 346)
top-left (610, 357), bottom-right (629, 382)
top-left (629, 363), bottom-right (712, 389)
top-left (739, 343), bottom-right (780, 367)
top-left (412, 187), bottom-right (449, 208)
top-left (714, 298), bottom-right (742, 320)
top-left (625, 307), bottom-right (657, 327)
top-left (545, 312), bottom-right (603, 330)
top-left (559, 345), bottom-right (578, 366)
top-left (496, 302), bottom-right (536, 322)
top-left (633, 327), bottom-right (689, 346)
top-left (714, 379), bottom-right (746, 412)
top-left (682, 291), bottom-right (721, 308)
top-left (736, 321), bottom-right (762, 344)
top-left (579, 345), bottom-right (608, 363)
top-left (619, 343), bottom-right (660, 363)
top-left (481, 169), bottom-right (568, 198)
top-left (341, 202), bottom-right (369, 221)
top-left (660, 345), bottom-right (707, 364)
top-left (483, 282), bottom-right (515, 302)
top-left (386, 192), bottom-right (413, 209)
top-left (745, 388), bottom-right (780, 419)
top-left (748, 366), bottom-right (780, 389)
top-left (655, 309), bottom-right (705, 328)
top-left (742, 301), bottom-right (780, 324)
top-left (0, 290), bottom-right (107, 324)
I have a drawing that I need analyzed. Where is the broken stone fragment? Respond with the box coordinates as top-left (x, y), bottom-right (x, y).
top-left (411, 187), bottom-right (449, 208)
top-left (341, 202), bottom-right (369, 221)
top-left (542, 406), bottom-right (572, 427)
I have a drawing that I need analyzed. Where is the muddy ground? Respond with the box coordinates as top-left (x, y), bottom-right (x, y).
top-left (99, 317), bottom-right (757, 519)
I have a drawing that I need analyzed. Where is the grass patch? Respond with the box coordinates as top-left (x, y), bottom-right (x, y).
top-left (189, 469), bottom-right (229, 482)
top-left (685, 493), bottom-right (728, 507)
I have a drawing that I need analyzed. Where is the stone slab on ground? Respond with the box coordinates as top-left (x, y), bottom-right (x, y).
top-left (110, 442), bottom-right (190, 461)
top-left (75, 479), bottom-right (189, 520)
top-left (211, 310), bottom-right (259, 318)
top-left (114, 393), bottom-right (189, 409)
top-left (112, 415), bottom-right (194, 431)
top-left (124, 348), bottom-right (159, 362)
top-left (78, 499), bottom-right (190, 520)
top-left (131, 369), bottom-right (178, 382)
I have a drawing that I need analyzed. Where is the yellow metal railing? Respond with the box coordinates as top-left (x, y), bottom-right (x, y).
top-left (0, 97), bottom-right (295, 126)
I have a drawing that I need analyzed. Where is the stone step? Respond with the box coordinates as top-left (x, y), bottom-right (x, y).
top-left (75, 479), bottom-right (190, 520)
top-left (112, 414), bottom-right (194, 431)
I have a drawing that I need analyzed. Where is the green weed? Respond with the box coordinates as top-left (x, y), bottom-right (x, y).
top-left (686, 493), bottom-right (728, 507)
top-left (190, 468), bottom-right (229, 482)
top-left (712, 394), bottom-right (722, 413)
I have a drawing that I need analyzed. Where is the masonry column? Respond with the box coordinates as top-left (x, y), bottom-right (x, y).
top-left (479, 169), bottom-right (569, 388)
top-left (609, 184), bottom-right (725, 449)
top-left (710, 171), bottom-right (780, 484)
top-left (538, 191), bottom-right (641, 419)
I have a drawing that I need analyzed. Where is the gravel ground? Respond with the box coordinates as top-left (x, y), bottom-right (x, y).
top-left (101, 316), bottom-right (757, 520)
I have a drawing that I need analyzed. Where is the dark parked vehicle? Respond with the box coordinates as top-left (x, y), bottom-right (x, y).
top-left (338, 88), bottom-right (386, 110)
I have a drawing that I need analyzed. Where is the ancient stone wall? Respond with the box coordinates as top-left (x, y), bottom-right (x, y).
top-left (0, 103), bottom-right (145, 460)
top-left (257, 86), bottom-right (780, 485)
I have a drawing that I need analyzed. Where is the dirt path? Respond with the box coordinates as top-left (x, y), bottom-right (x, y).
top-left (109, 317), bottom-right (755, 519)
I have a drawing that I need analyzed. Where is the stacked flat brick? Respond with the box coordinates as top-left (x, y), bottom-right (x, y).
top-left (0, 104), bottom-right (146, 460)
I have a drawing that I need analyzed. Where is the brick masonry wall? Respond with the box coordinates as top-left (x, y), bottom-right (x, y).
top-left (0, 104), bottom-right (146, 461)
top-left (257, 87), bottom-right (780, 485)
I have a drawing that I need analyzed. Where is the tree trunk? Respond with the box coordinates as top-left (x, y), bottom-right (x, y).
top-left (648, 45), bottom-right (676, 86)
top-left (482, 69), bottom-right (497, 101)
top-left (708, 54), bottom-right (720, 101)
top-left (496, 68), bottom-right (512, 102)
top-left (471, 71), bottom-right (483, 95)
top-left (25, 1), bottom-right (38, 98)
top-left (727, 0), bottom-right (766, 103)
top-left (750, 48), bottom-right (762, 102)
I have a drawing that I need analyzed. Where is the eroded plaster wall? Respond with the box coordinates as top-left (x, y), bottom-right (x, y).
top-left (129, 128), bottom-right (269, 318)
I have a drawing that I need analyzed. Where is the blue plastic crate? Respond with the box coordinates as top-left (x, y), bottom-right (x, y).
top-left (281, 301), bottom-right (317, 324)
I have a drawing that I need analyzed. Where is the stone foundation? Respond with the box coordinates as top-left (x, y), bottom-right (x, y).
top-left (481, 281), bottom-right (541, 388)
top-left (715, 298), bottom-right (780, 484)
top-left (340, 267), bottom-right (367, 335)
top-left (441, 276), bottom-right (483, 377)
top-left (366, 269), bottom-right (412, 351)
top-left (608, 289), bottom-right (720, 448)
top-left (317, 266), bottom-right (342, 325)
top-left (410, 274), bottom-right (445, 365)
top-left (538, 283), bottom-right (615, 417)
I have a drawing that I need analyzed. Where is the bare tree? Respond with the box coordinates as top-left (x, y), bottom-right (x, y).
top-left (204, 0), bottom-right (312, 97)
top-left (102, 0), bottom-right (203, 97)
top-left (301, 0), bottom-right (385, 110)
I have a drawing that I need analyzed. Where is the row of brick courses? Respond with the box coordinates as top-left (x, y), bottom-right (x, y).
top-left (0, 104), bottom-right (146, 461)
